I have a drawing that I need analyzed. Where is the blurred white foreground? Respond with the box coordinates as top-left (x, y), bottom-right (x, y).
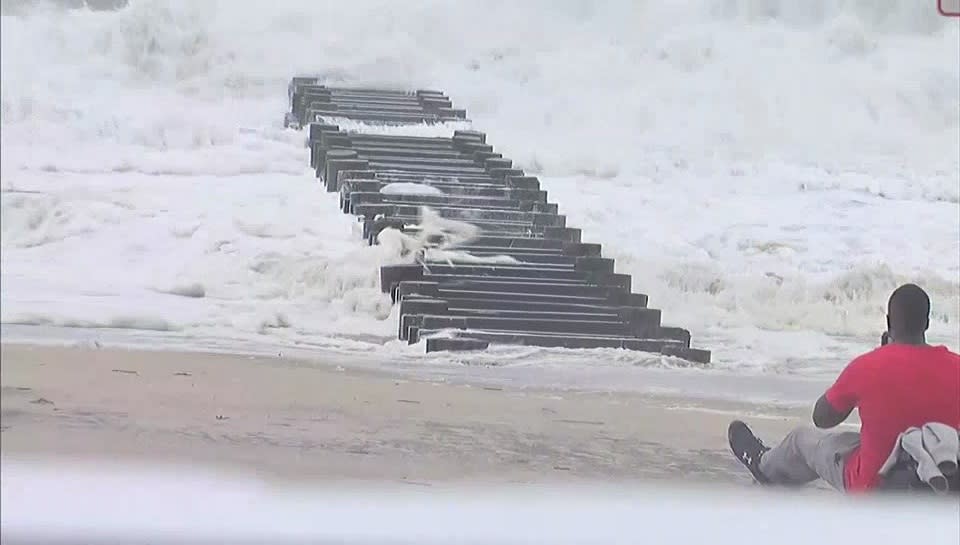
top-left (2, 458), bottom-right (957, 544)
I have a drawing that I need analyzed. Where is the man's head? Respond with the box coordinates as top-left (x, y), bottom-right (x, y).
top-left (885, 283), bottom-right (930, 343)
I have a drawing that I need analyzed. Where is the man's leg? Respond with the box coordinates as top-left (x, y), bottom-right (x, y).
top-left (760, 426), bottom-right (860, 491)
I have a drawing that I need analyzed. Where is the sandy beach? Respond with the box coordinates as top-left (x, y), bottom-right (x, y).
top-left (0, 342), bottom-right (825, 489)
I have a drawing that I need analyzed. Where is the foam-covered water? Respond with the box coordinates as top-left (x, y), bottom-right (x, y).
top-left (2, 0), bottom-right (958, 380)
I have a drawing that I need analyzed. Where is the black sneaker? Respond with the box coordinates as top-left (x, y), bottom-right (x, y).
top-left (728, 420), bottom-right (772, 485)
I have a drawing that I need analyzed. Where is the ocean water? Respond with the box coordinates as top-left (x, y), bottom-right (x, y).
top-left (1, 0), bottom-right (958, 381)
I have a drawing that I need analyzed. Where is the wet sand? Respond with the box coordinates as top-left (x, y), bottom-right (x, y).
top-left (0, 343), bottom-right (821, 487)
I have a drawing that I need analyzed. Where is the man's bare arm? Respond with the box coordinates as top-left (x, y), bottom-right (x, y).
top-left (812, 394), bottom-right (853, 429)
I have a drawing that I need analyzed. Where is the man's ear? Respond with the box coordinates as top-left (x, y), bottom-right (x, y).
top-left (923, 317), bottom-right (930, 332)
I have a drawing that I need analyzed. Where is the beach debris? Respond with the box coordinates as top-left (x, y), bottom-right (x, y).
top-left (554, 419), bottom-right (604, 426)
top-left (1, 386), bottom-right (33, 395)
top-left (111, 369), bottom-right (139, 376)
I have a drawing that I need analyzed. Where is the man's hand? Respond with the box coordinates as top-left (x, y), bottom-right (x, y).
top-left (813, 394), bottom-right (853, 429)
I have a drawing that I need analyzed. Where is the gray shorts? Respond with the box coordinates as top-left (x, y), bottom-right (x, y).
top-left (759, 426), bottom-right (861, 491)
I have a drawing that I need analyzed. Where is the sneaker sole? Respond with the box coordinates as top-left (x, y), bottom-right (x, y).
top-left (728, 420), bottom-right (771, 485)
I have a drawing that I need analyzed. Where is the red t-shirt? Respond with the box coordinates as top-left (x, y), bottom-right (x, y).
top-left (825, 344), bottom-right (960, 492)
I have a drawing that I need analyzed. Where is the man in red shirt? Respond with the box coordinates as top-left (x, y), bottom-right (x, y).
top-left (728, 283), bottom-right (960, 492)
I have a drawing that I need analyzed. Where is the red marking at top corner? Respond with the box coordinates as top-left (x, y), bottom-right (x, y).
top-left (939, 0), bottom-right (960, 17)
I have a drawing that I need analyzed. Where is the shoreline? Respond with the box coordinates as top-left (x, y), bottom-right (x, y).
top-left (0, 343), bottom-right (838, 489)
top-left (0, 325), bottom-right (838, 407)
